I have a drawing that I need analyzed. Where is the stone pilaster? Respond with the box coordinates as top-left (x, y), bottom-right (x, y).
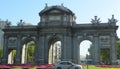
top-left (34, 35), bottom-right (40, 64)
top-left (15, 35), bottom-right (22, 64)
top-left (63, 35), bottom-right (72, 61)
top-left (37, 36), bottom-right (45, 64)
top-left (72, 35), bottom-right (79, 63)
top-left (61, 35), bottom-right (70, 61)
top-left (110, 33), bottom-right (117, 64)
top-left (44, 35), bottom-right (49, 64)
top-left (61, 35), bottom-right (67, 61)
top-left (93, 34), bottom-right (100, 64)
top-left (2, 35), bottom-right (8, 64)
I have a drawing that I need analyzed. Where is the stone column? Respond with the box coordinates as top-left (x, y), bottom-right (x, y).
top-left (44, 35), bottom-right (49, 64)
top-left (63, 35), bottom-right (72, 61)
top-left (37, 35), bottom-right (45, 64)
top-left (61, 35), bottom-right (72, 61)
top-left (93, 35), bottom-right (100, 64)
top-left (2, 35), bottom-right (8, 64)
top-left (61, 35), bottom-right (67, 61)
top-left (15, 35), bottom-right (22, 64)
top-left (111, 33), bottom-right (117, 64)
top-left (72, 35), bottom-right (79, 63)
top-left (34, 35), bottom-right (40, 64)
top-left (61, 36), bottom-right (64, 61)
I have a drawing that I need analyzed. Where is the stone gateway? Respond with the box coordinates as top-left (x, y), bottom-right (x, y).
top-left (2, 5), bottom-right (118, 64)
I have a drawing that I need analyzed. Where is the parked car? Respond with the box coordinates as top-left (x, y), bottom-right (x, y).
top-left (54, 61), bottom-right (83, 69)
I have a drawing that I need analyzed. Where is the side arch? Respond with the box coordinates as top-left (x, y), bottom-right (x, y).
top-left (21, 36), bottom-right (36, 64)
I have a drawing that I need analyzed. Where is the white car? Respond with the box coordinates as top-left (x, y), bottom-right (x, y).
top-left (54, 61), bottom-right (83, 69)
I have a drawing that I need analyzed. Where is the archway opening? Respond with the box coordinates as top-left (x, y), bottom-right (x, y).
top-left (48, 41), bottom-right (61, 64)
top-left (21, 40), bottom-right (35, 64)
top-left (79, 40), bottom-right (92, 64)
top-left (0, 45), bottom-right (3, 63)
top-left (8, 49), bottom-right (16, 64)
top-left (100, 48), bottom-right (110, 64)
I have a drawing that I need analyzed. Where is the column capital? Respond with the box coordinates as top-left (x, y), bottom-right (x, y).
top-left (17, 34), bottom-right (22, 38)
top-left (94, 33), bottom-right (99, 37)
top-left (4, 35), bottom-right (8, 38)
top-left (110, 32), bottom-right (116, 37)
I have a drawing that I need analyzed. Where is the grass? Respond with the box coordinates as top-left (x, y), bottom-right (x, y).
top-left (10, 67), bottom-right (36, 69)
top-left (83, 65), bottom-right (120, 69)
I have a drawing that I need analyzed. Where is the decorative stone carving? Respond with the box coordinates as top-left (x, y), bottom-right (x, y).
top-left (8, 37), bottom-right (17, 47)
top-left (91, 16), bottom-right (101, 24)
top-left (77, 36), bottom-right (83, 39)
top-left (108, 15), bottom-right (118, 24)
top-left (17, 19), bottom-right (25, 26)
top-left (5, 20), bottom-right (11, 27)
top-left (45, 3), bottom-right (48, 9)
top-left (99, 36), bottom-right (110, 45)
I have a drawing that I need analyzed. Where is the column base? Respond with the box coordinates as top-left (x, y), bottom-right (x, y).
top-left (36, 59), bottom-right (44, 64)
top-left (1, 58), bottom-right (8, 64)
top-left (15, 59), bottom-right (21, 64)
top-left (93, 60), bottom-right (100, 65)
top-left (111, 60), bottom-right (117, 65)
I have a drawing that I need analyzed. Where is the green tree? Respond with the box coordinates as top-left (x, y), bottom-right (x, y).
top-left (88, 44), bottom-right (93, 59)
top-left (27, 43), bottom-right (35, 63)
top-left (100, 48), bottom-right (110, 63)
top-left (88, 44), bottom-right (110, 64)
top-left (116, 39), bottom-right (120, 59)
top-left (12, 50), bottom-right (16, 60)
top-left (0, 46), bottom-right (3, 58)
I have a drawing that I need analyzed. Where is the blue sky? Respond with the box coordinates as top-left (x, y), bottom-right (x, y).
top-left (0, 0), bottom-right (120, 24)
top-left (0, 0), bottom-right (120, 56)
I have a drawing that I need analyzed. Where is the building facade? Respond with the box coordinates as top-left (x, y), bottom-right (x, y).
top-left (2, 5), bottom-right (118, 64)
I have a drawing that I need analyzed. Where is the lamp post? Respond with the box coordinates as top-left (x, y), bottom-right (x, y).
top-left (86, 54), bottom-right (89, 69)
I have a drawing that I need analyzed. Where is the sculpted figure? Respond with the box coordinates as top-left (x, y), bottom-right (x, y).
top-left (5, 19), bottom-right (11, 27)
top-left (91, 16), bottom-right (101, 24)
top-left (108, 15), bottom-right (118, 23)
top-left (17, 19), bottom-right (25, 26)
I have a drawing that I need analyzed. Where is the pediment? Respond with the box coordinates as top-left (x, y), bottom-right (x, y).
top-left (49, 9), bottom-right (61, 13)
top-left (39, 5), bottom-right (74, 16)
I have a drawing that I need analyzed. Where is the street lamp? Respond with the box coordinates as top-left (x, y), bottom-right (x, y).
top-left (86, 54), bottom-right (89, 69)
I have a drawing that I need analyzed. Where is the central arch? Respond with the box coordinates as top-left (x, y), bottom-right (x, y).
top-left (48, 36), bottom-right (61, 64)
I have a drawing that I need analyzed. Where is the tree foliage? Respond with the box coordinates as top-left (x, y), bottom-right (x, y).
top-left (116, 39), bottom-right (120, 59)
top-left (0, 46), bottom-right (3, 58)
top-left (88, 39), bottom-right (120, 64)
top-left (12, 50), bottom-right (16, 59)
top-left (88, 44), bottom-right (93, 59)
top-left (27, 43), bottom-right (35, 63)
top-left (88, 44), bottom-right (110, 63)
top-left (100, 48), bottom-right (110, 63)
